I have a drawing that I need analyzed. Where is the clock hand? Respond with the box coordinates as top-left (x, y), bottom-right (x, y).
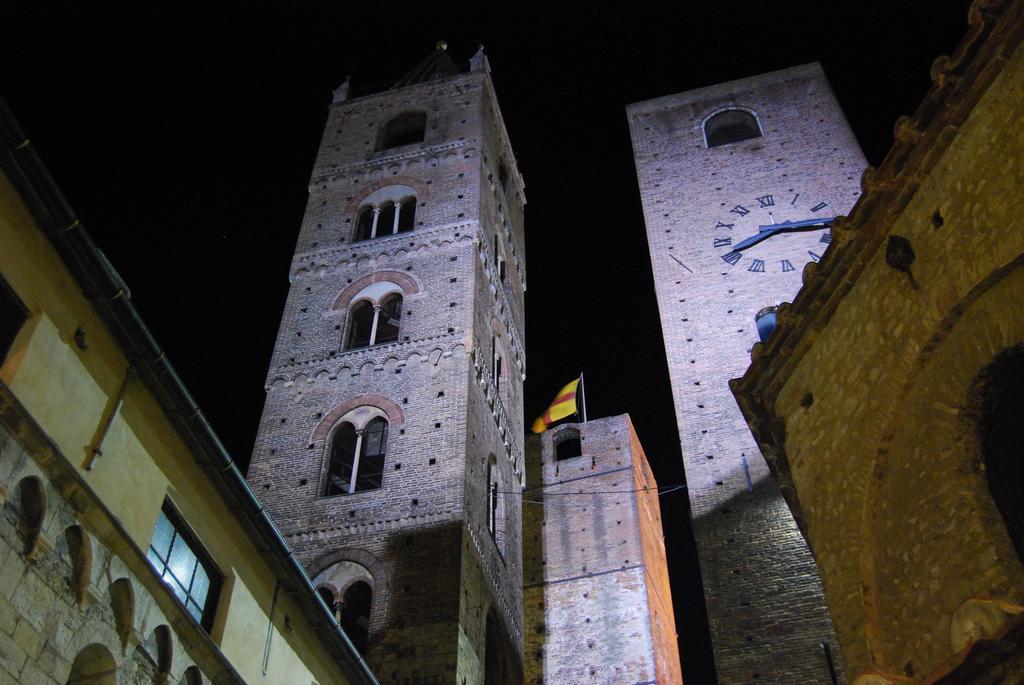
top-left (732, 216), bottom-right (836, 252)
top-left (732, 227), bottom-right (781, 251)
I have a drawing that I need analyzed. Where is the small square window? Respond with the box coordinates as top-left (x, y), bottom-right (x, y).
top-left (146, 503), bottom-right (221, 631)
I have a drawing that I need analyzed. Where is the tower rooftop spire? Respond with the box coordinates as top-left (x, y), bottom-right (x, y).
top-left (391, 41), bottom-right (463, 89)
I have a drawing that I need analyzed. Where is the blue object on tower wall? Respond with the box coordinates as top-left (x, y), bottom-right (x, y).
top-left (755, 306), bottom-right (778, 343)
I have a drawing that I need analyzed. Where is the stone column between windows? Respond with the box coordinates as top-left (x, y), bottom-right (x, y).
top-left (368, 305), bottom-right (382, 346)
top-left (349, 429), bottom-right (365, 494)
top-left (370, 206), bottom-right (381, 239)
top-left (391, 202), bottom-right (402, 235)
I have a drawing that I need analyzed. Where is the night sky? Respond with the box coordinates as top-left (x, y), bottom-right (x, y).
top-left (3, 2), bottom-right (972, 681)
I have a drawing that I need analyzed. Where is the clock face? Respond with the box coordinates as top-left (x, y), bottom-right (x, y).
top-left (710, 191), bottom-right (833, 274)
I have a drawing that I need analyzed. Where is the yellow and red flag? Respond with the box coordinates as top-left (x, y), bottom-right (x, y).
top-left (531, 378), bottom-right (580, 433)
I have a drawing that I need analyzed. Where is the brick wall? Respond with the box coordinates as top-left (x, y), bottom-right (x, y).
top-left (628, 63), bottom-right (865, 683)
top-left (248, 60), bottom-right (527, 684)
top-left (523, 415), bottom-right (683, 684)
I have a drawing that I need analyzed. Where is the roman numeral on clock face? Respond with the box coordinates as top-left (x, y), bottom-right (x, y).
top-left (756, 194), bottom-right (774, 208)
top-left (714, 237), bottom-right (732, 247)
top-left (811, 202), bottom-right (829, 213)
top-left (748, 259), bottom-right (765, 273)
top-left (808, 251), bottom-right (822, 262)
top-left (781, 259), bottom-right (795, 272)
top-left (715, 221), bottom-right (735, 230)
top-left (730, 205), bottom-right (750, 217)
top-left (820, 231), bottom-right (832, 244)
top-left (721, 251), bottom-right (742, 265)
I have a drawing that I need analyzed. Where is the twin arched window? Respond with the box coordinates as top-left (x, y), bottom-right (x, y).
top-left (314, 562), bottom-right (375, 655)
top-left (347, 293), bottom-right (403, 349)
top-left (704, 109), bottom-right (762, 148)
top-left (325, 417), bottom-right (389, 496)
top-left (354, 197), bottom-right (416, 241)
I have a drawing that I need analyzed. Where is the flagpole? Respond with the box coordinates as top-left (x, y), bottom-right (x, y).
top-left (579, 372), bottom-right (587, 423)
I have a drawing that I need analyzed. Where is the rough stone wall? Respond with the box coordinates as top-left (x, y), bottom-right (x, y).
top-left (0, 422), bottom-right (210, 685)
top-left (523, 415), bottom-right (683, 684)
top-left (761, 29), bottom-right (1024, 681)
top-left (248, 62), bottom-right (526, 684)
top-left (627, 63), bottom-right (864, 683)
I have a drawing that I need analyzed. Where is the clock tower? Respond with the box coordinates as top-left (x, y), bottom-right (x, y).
top-left (628, 63), bottom-right (867, 683)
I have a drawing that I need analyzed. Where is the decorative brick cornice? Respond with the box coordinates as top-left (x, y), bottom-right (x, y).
top-left (290, 222), bottom-right (476, 281)
top-left (310, 140), bottom-right (476, 190)
top-left (267, 332), bottom-right (466, 388)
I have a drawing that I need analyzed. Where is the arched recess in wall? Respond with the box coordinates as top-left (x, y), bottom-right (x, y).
top-left (16, 475), bottom-right (46, 557)
top-left (378, 111), bottom-right (427, 150)
top-left (702, 107), bottom-right (762, 148)
top-left (975, 344), bottom-right (1024, 562)
top-left (63, 525), bottom-right (92, 604)
top-left (860, 256), bottom-right (1024, 670)
top-left (180, 666), bottom-right (203, 685)
top-left (67, 643), bottom-right (117, 685)
top-left (109, 578), bottom-right (136, 651)
top-left (483, 608), bottom-right (509, 685)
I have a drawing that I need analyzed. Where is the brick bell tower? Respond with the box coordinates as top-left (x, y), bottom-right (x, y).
top-left (628, 64), bottom-right (867, 683)
top-left (247, 43), bottom-right (527, 684)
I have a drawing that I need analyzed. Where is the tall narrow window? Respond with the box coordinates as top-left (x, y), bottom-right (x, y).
top-left (356, 418), bottom-right (388, 491)
top-left (146, 504), bottom-right (221, 630)
top-left (374, 295), bottom-right (403, 345)
top-left (355, 206), bottom-right (375, 241)
top-left (0, 278), bottom-right (27, 364)
top-left (487, 460), bottom-right (498, 537)
top-left (325, 424), bottom-right (358, 496)
top-left (705, 109), bottom-right (762, 148)
top-left (498, 162), bottom-right (509, 192)
top-left (340, 582), bottom-right (373, 654)
top-left (398, 198), bottom-right (416, 233)
top-left (325, 419), bottom-right (388, 496)
top-left (347, 301), bottom-right (376, 349)
top-left (378, 202), bottom-right (396, 236)
top-left (379, 111), bottom-right (427, 150)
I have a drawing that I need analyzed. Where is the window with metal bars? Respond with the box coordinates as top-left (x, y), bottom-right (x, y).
top-left (146, 504), bottom-right (220, 630)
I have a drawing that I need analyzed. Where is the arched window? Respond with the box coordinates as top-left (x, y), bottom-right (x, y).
top-left (379, 111), bottom-right (427, 150)
top-left (325, 417), bottom-right (388, 496)
top-left (355, 206), bottom-right (375, 241)
top-left (340, 581), bottom-right (372, 654)
top-left (352, 186), bottom-right (418, 241)
top-left (346, 291), bottom-right (403, 350)
top-left (312, 560), bottom-right (375, 655)
top-left (555, 428), bottom-right (582, 461)
top-left (978, 344), bottom-right (1024, 562)
top-left (704, 109), bottom-right (762, 148)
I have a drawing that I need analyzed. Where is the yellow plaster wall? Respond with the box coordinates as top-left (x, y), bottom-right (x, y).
top-left (0, 164), bottom-right (359, 683)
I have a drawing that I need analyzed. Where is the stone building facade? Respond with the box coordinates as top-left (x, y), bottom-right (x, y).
top-left (0, 104), bottom-right (375, 684)
top-left (732, 2), bottom-right (1024, 683)
top-left (246, 46), bottom-right (527, 684)
top-left (627, 64), bottom-right (867, 682)
top-left (523, 415), bottom-right (683, 685)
